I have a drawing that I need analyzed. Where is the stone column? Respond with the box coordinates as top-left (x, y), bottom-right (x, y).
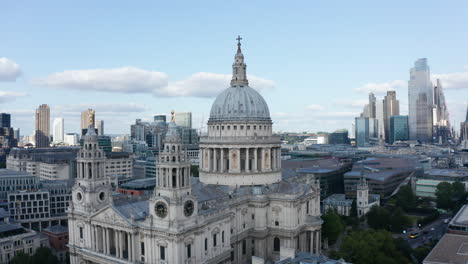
top-left (271, 148), bottom-right (276, 170)
top-left (213, 148), bottom-right (217, 172)
top-left (220, 148), bottom-right (224, 172)
top-left (310, 231), bottom-right (314, 253)
top-left (260, 148), bottom-right (265, 172)
top-left (200, 148), bottom-right (204, 169)
top-left (253, 148), bottom-right (258, 171)
top-left (127, 232), bottom-right (132, 261)
top-left (315, 230), bottom-right (320, 255)
top-left (245, 148), bottom-right (249, 172)
top-left (209, 148), bottom-right (213, 172)
top-left (236, 148), bottom-right (241, 172)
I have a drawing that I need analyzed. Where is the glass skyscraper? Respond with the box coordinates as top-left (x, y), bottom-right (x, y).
top-left (390, 115), bottom-right (409, 144)
top-left (355, 117), bottom-right (369, 147)
top-left (408, 58), bottom-right (433, 142)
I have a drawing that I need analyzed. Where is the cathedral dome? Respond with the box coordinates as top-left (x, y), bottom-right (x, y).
top-left (209, 85), bottom-right (270, 122)
top-left (208, 36), bottom-right (271, 123)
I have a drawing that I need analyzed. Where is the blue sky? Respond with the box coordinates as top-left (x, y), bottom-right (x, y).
top-left (1, 0), bottom-right (468, 135)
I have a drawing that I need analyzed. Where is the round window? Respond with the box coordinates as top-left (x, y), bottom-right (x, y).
top-left (99, 191), bottom-right (105, 201)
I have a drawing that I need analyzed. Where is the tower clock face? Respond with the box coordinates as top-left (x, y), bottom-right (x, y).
top-left (155, 202), bottom-right (168, 218)
top-left (184, 200), bottom-right (194, 217)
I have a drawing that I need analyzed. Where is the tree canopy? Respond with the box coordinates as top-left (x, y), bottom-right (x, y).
top-left (10, 247), bottom-right (58, 264)
top-left (436, 181), bottom-right (467, 210)
top-left (334, 229), bottom-right (410, 264)
top-left (367, 205), bottom-right (411, 233)
top-left (321, 210), bottom-right (345, 244)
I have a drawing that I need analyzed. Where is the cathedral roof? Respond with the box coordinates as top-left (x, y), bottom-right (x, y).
top-left (208, 37), bottom-right (271, 123)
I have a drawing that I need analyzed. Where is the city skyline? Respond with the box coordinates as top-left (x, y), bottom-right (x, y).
top-left (1, 1), bottom-right (468, 135)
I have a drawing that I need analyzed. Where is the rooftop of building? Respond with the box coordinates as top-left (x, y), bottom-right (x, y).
top-left (323, 193), bottom-right (380, 205)
top-left (0, 223), bottom-right (27, 238)
top-left (282, 158), bottom-right (350, 179)
top-left (425, 169), bottom-right (468, 178)
top-left (423, 233), bottom-right (468, 264)
top-left (450, 204), bottom-right (468, 228)
top-left (43, 225), bottom-right (68, 234)
top-left (120, 178), bottom-right (156, 190)
top-left (0, 208), bottom-right (8, 219)
top-left (105, 152), bottom-right (132, 159)
top-left (344, 156), bottom-right (421, 182)
top-left (0, 169), bottom-right (36, 178)
top-left (275, 252), bottom-right (349, 264)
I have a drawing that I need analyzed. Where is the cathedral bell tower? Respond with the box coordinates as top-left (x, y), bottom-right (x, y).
top-left (71, 125), bottom-right (111, 214)
top-left (149, 112), bottom-right (197, 228)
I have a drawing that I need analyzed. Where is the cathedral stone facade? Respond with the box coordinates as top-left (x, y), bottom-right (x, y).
top-left (68, 38), bottom-right (322, 264)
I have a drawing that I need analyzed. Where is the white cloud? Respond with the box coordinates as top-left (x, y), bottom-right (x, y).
top-left (0, 91), bottom-right (27, 103)
top-left (32, 67), bottom-right (168, 93)
top-left (53, 103), bottom-right (149, 116)
top-left (33, 68), bottom-right (275, 98)
top-left (305, 104), bottom-right (325, 111)
top-left (0, 58), bottom-right (22, 81)
top-left (433, 72), bottom-right (468, 90)
top-left (354, 80), bottom-right (406, 94)
top-left (159, 72), bottom-right (275, 97)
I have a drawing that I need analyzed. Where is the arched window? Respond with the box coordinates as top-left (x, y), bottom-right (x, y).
top-left (172, 156), bottom-right (176, 162)
top-left (273, 237), bottom-right (280, 252)
top-left (172, 146), bottom-right (175, 152)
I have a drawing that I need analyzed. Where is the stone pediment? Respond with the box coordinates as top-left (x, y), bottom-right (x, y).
top-left (92, 207), bottom-right (130, 226)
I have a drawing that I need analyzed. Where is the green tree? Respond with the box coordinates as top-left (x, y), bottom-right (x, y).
top-left (31, 247), bottom-right (58, 264)
top-left (395, 185), bottom-right (416, 210)
top-left (389, 208), bottom-right (412, 233)
top-left (436, 182), bottom-right (453, 210)
top-left (452, 181), bottom-right (465, 200)
top-left (350, 198), bottom-right (357, 217)
top-left (367, 205), bottom-right (391, 230)
top-left (321, 210), bottom-right (345, 244)
top-left (337, 230), bottom-right (409, 264)
top-left (10, 252), bottom-right (31, 264)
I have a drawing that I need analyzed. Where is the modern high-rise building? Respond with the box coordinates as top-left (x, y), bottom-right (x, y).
top-left (390, 115), bottom-right (409, 144)
top-left (35, 104), bottom-right (50, 148)
top-left (154, 115), bottom-right (166, 123)
top-left (96, 120), bottom-right (104, 136)
top-left (355, 117), bottom-right (370, 147)
top-left (368, 93), bottom-right (376, 118)
top-left (80, 109), bottom-right (95, 130)
top-left (53, 117), bottom-right (64, 143)
top-left (375, 100), bottom-right (385, 140)
top-left (0, 113), bottom-right (11, 128)
top-left (328, 129), bottom-right (350, 144)
top-left (408, 58), bottom-right (433, 142)
top-left (383, 91), bottom-right (399, 142)
top-left (174, 112), bottom-right (192, 128)
top-left (461, 104), bottom-right (468, 142)
top-left (433, 79), bottom-right (451, 143)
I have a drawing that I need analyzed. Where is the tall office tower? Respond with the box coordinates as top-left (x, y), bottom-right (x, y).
top-left (390, 115), bottom-right (409, 144)
top-left (408, 58), bottom-right (433, 142)
top-left (0, 113), bottom-right (16, 149)
top-left (174, 112), bottom-right (192, 128)
top-left (355, 117), bottom-right (370, 147)
top-left (360, 104), bottom-right (370, 118)
top-left (461, 104), bottom-right (468, 142)
top-left (35, 104), bottom-right (50, 148)
top-left (0, 113), bottom-right (11, 128)
top-left (433, 79), bottom-right (451, 143)
top-left (53, 118), bottom-right (64, 143)
top-left (96, 120), bottom-right (104, 136)
top-left (13, 129), bottom-right (19, 141)
top-left (154, 115), bottom-right (166, 123)
top-left (383, 91), bottom-right (400, 143)
top-left (130, 119), bottom-right (147, 141)
top-left (375, 100), bottom-right (385, 140)
top-left (368, 93), bottom-right (376, 118)
top-left (80, 109), bottom-right (95, 130)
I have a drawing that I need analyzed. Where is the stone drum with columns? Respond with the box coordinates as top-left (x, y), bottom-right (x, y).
top-left (200, 36), bottom-right (282, 186)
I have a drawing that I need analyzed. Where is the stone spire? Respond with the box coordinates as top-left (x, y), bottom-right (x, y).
top-left (230, 35), bottom-right (249, 86)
